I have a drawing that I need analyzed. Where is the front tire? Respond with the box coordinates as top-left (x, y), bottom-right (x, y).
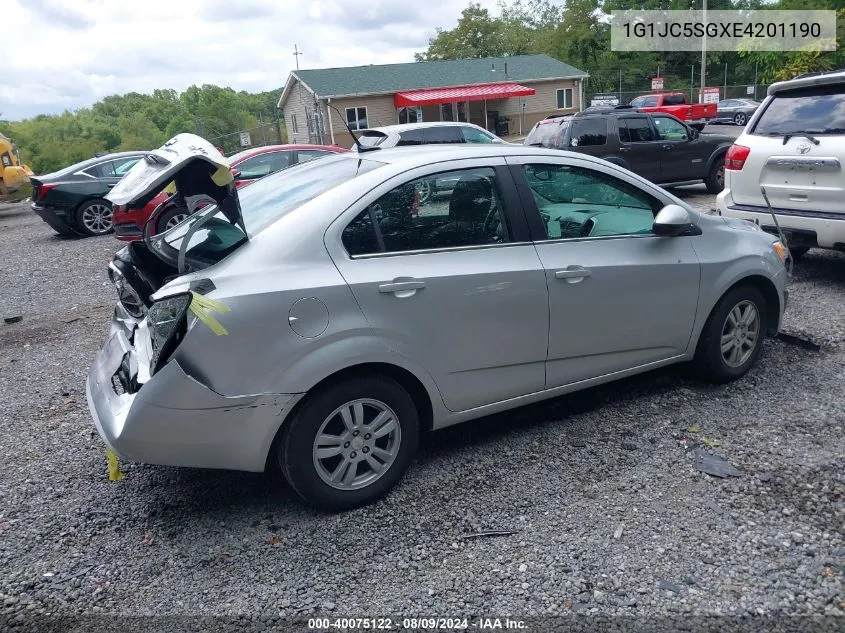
top-left (75, 198), bottom-right (114, 236)
top-left (693, 285), bottom-right (767, 383)
top-left (705, 158), bottom-right (725, 194)
top-left (279, 376), bottom-right (419, 511)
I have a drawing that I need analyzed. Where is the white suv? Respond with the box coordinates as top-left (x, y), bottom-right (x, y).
top-left (355, 122), bottom-right (505, 150)
top-left (716, 70), bottom-right (845, 259)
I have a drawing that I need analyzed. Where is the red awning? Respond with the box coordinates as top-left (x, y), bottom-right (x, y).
top-left (394, 83), bottom-right (536, 107)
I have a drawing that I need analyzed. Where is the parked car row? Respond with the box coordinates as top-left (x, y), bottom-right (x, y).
top-left (86, 132), bottom-right (788, 511)
top-left (30, 144), bottom-right (348, 238)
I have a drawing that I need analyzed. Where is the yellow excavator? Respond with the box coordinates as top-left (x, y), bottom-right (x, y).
top-left (0, 133), bottom-right (33, 197)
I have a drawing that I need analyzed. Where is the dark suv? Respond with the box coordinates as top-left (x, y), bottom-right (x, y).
top-left (524, 108), bottom-right (734, 193)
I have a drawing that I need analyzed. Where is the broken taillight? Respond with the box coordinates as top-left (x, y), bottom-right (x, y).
top-left (725, 144), bottom-right (751, 170)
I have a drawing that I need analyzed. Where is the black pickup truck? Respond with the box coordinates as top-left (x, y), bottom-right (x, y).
top-left (524, 108), bottom-right (735, 193)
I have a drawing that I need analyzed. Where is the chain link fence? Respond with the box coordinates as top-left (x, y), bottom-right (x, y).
top-left (586, 83), bottom-right (770, 107)
top-left (206, 122), bottom-right (287, 156)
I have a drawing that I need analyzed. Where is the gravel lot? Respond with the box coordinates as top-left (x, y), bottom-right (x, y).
top-left (0, 195), bottom-right (842, 630)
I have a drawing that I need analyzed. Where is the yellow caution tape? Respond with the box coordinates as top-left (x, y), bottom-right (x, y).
top-left (189, 291), bottom-right (231, 336)
top-left (163, 180), bottom-right (176, 194)
top-left (106, 449), bottom-right (125, 481)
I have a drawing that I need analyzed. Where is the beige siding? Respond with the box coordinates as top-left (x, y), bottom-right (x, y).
top-left (496, 79), bottom-right (582, 117)
top-left (280, 80), bottom-right (315, 145)
top-left (324, 95), bottom-right (397, 149)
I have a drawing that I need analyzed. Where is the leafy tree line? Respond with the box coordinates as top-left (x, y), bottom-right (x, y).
top-left (0, 85), bottom-right (284, 175)
top-left (416, 0), bottom-right (845, 99)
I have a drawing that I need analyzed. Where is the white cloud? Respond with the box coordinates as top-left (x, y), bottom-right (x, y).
top-left (1, 0), bottom-right (500, 120)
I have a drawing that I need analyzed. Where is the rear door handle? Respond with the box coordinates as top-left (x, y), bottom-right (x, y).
top-left (378, 280), bottom-right (426, 293)
top-left (555, 268), bottom-right (591, 282)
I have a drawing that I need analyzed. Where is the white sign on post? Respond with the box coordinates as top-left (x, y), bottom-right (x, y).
top-left (747, 86), bottom-right (755, 95)
top-left (651, 76), bottom-right (664, 91)
top-left (591, 94), bottom-right (620, 106)
top-left (239, 132), bottom-right (251, 147)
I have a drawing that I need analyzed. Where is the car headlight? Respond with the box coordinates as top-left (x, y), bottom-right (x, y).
top-left (146, 293), bottom-right (192, 373)
top-left (772, 241), bottom-right (787, 263)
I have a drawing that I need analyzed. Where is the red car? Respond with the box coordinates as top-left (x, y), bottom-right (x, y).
top-left (112, 144), bottom-right (348, 241)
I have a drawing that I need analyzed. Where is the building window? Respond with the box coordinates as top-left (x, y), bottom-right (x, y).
top-left (346, 106), bottom-right (368, 131)
top-left (291, 114), bottom-right (299, 134)
top-left (556, 88), bottom-right (573, 110)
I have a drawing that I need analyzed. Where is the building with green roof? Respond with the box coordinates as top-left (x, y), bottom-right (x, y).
top-left (278, 54), bottom-right (588, 147)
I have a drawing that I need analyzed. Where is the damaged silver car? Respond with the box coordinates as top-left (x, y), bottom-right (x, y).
top-left (88, 133), bottom-right (789, 510)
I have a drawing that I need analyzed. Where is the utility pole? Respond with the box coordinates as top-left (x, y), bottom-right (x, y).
top-left (690, 65), bottom-right (695, 103)
top-left (724, 62), bottom-right (728, 99)
top-left (293, 44), bottom-right (302, 71)
top-left (619, 68), bottom-right (622, 102)
top-left (700, 0), bottom-right (707, 103)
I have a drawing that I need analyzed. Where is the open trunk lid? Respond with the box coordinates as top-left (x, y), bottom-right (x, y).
top-left (106, 133), bottom-right (243, 229)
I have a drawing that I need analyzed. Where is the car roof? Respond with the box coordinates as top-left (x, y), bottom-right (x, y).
top-left (362, 121), bottom-right (487, 134)
top-left (768, 69), bottom-right (845, 95)
top-left (228, 144), bottom-right (346, 163)
top-left (337, 143), bottom-right (593, 167)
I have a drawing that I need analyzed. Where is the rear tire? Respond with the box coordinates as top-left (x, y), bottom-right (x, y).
top-left (75, 198), bottom-right (114, 236)
top-left (705, 158), bottom-right (725, 194)
top-left (279, 376), bottom-right (419, 511)
top-left (734, 112), bottom-right (748, 126)
top-left (693, 285), bottom-right (767, 384)
top-left (155, 205), bottom-right (190, 235)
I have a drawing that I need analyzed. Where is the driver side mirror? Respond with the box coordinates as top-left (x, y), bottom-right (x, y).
top-left (231, 168), bottom-right (242, 180)
top-left (688, 127), bottom-right (700, 140)
top-left (653, 204), bottom-right (701, 237)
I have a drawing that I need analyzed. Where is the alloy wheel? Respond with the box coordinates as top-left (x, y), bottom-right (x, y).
top-left (735, 113), bottom-right (747, 126)
top-left (716, 164), bottom-right (725, 189)
top-left (720, 300), bottom-right (759, 368)
top-left (312, 398), bottom-right (402, 491)
top-left (165, 212), bottom-right (189, 230)
top-left (81, 203), bottom-right (113, 234)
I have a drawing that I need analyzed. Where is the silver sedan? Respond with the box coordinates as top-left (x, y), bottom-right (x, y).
top-left (87, 134), bottom-right (789, 510)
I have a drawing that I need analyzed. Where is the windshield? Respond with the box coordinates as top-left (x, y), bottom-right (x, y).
top-left (525, 120), bottom-right (569, 148)
top-left (151, 154), bottom-right (385, 270)
top-left (752, 85), bottom-right (845, 136)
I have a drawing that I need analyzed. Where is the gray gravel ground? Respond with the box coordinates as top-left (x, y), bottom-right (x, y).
top-left (0, 197), bottom-right (842, 631)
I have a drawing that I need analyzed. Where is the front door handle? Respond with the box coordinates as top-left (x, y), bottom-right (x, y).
top-left (378, 280), bottom-right (426, 293)
top-left (555, 268), bottom-right (591, 282)
top-left (662, 144), bottom-right (674, 150)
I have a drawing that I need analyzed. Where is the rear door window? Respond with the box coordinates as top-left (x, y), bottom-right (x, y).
top-left (752, 85), bottom-right (845, 136)
top-left (619, 117), bottom-right (656, 143)
top-left (662, 94), bottom-right (685, 106)
top-left (569, 119), bottom-right (608, 147)
top-left (630, 96), bottom-right (659, 108)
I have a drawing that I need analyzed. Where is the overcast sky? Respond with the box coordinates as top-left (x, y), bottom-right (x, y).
top-left (2, 0), bottom-right (500, 121)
